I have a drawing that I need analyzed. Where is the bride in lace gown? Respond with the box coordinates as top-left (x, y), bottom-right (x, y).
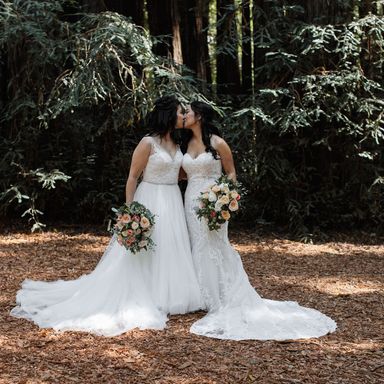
top-left (182, 101), bottom-right (337, 340)
top-left (11, 96), bottom-right (202, 336)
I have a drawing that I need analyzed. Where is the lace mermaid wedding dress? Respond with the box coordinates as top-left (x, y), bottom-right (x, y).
top-left (183, 151), bottom-right (337, 340)
top-left (11, 139), bottom-right (202, 336)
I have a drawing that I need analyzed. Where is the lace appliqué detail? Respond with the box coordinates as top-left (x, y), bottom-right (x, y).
top-left (142, 139), bottom-right (182, 185)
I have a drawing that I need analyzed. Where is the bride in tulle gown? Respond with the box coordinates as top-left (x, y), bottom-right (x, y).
top-left (11, 96), bottom-right (202, 336)
top-left (182, 101), bottom-right (337, 340)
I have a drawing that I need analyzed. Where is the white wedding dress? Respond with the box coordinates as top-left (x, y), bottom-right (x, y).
top-left (183, 151), bottom-right (337, 340)
top-left (11, 139), bottom-right (202, 336)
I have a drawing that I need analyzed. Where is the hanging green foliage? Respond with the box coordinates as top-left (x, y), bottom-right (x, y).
top-left (0, 0), bottom-right (203, 230)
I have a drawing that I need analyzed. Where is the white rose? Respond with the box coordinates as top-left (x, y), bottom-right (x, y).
top-left (214, 200), bottom-right (223, 212)
top-left (131, 221), bottom-right (139, 230)
top-left (208, 191), bottom-right (217, 202)
top-left (230, 191), bottom-right (239, 199)
top-left (219, 183), bottom-right (229, 193)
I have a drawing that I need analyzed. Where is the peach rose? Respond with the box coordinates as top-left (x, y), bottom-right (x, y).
top-left (221, 210), bottom-right (231, 221)
top-left (229, 199), bottom-right (239, 212)
top-left (212, 185), bottom-right (221, 193)
top-left (121, 214), bottom-right (131, 223)
top-left (140, 216), bottom-right (150, 229)
top-left (219, 195), bottom-right (230, 205)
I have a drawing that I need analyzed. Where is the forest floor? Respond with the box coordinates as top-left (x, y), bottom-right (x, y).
top-left (0, 227), bottom-right (383, 384)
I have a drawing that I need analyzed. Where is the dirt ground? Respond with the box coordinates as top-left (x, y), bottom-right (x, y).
top-left (0, 228), bottom-right (383, 384)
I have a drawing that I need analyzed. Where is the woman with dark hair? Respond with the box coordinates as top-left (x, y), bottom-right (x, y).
top-left (11, 96), bottom-right (202, 336)
top-left (182, 101), bottom-right (336, 341)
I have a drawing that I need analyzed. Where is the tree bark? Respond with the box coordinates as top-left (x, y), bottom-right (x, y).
top-left (216, 0), bottom-right (241, 94)
top-left (180, 0), bottom-right (197, 72)
top-left (147, 0), bottom-right (173, 57)
top-left (195, 0), bottom-right (211, 83)
top-left (171, 0), bottom-right (183, 64)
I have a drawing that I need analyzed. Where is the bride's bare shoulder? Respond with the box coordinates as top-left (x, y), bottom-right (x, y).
top-left (211, 135), bottom-right (229, 149)
top-left (134, 136), bottom-right (154, 155)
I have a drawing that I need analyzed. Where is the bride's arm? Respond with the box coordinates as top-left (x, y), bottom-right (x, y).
top-left (213, 136), bottom-right (237, 182)
top-left (125, 137), bottom-right (152, 204)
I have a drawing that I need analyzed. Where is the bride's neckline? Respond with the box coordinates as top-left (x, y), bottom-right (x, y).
top-left (152, 138), bottom-right (180, 161)
top-left (185, 152), bottom-right (209, 160)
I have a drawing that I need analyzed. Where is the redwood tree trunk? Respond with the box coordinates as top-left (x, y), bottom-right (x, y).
top-left (195, 0), bottom-right (211, 83)
top-left (216, 0), bottom-right (241, 94)
top-left (171, 0), bottom-right (183, 64)
top-left (147, 0), bottom-right (173, 58)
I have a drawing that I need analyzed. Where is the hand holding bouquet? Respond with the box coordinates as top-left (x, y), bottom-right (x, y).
top-left (109, 201), bottom-right (155, 254)
top-left (196, 175), bottom-right (242, 231)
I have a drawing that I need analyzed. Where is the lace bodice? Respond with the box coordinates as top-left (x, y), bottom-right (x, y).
top-left (142, 139), bottom-right (182, 185)
top-left (182, 152), bottom-right (222, 183)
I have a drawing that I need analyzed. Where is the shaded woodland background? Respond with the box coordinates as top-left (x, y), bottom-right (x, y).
top-left (0, 0), bottom-right (383, 240)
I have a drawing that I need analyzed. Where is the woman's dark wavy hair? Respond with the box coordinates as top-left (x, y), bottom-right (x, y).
top-left (146, 95), bottom-right (180, 138)
top-left (189, 101), bottom-right (221, 159)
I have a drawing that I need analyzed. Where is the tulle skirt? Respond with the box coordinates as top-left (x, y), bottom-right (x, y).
top-left (11, 181), bottom-right (202, 336)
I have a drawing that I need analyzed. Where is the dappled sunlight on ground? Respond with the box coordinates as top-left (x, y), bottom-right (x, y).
top-left (0, 229), bottom-right (383, 383)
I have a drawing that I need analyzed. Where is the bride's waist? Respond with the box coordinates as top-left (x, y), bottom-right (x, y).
top-left (187, 175), bottom-right (219, 182)
top-left (141, 179), bottom-right (178, 186)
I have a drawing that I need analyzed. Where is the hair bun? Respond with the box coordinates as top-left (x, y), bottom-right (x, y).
top-left (154, 95), bottom-right (178, 110)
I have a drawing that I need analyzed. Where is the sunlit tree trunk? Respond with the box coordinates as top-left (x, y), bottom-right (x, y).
top-left (241, 0), bottom-right (252, 93)
top-left (253, 0), bottom-right (267, 89)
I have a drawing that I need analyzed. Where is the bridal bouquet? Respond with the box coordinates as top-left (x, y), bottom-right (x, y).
top-left (196, 175), bottom-right (241, 231)
top-left (109, 202), bottom-right (155, 254)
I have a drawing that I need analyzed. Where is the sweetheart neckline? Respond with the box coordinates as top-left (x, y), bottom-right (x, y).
top-left (184, 152), bottom-right (211, 161)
